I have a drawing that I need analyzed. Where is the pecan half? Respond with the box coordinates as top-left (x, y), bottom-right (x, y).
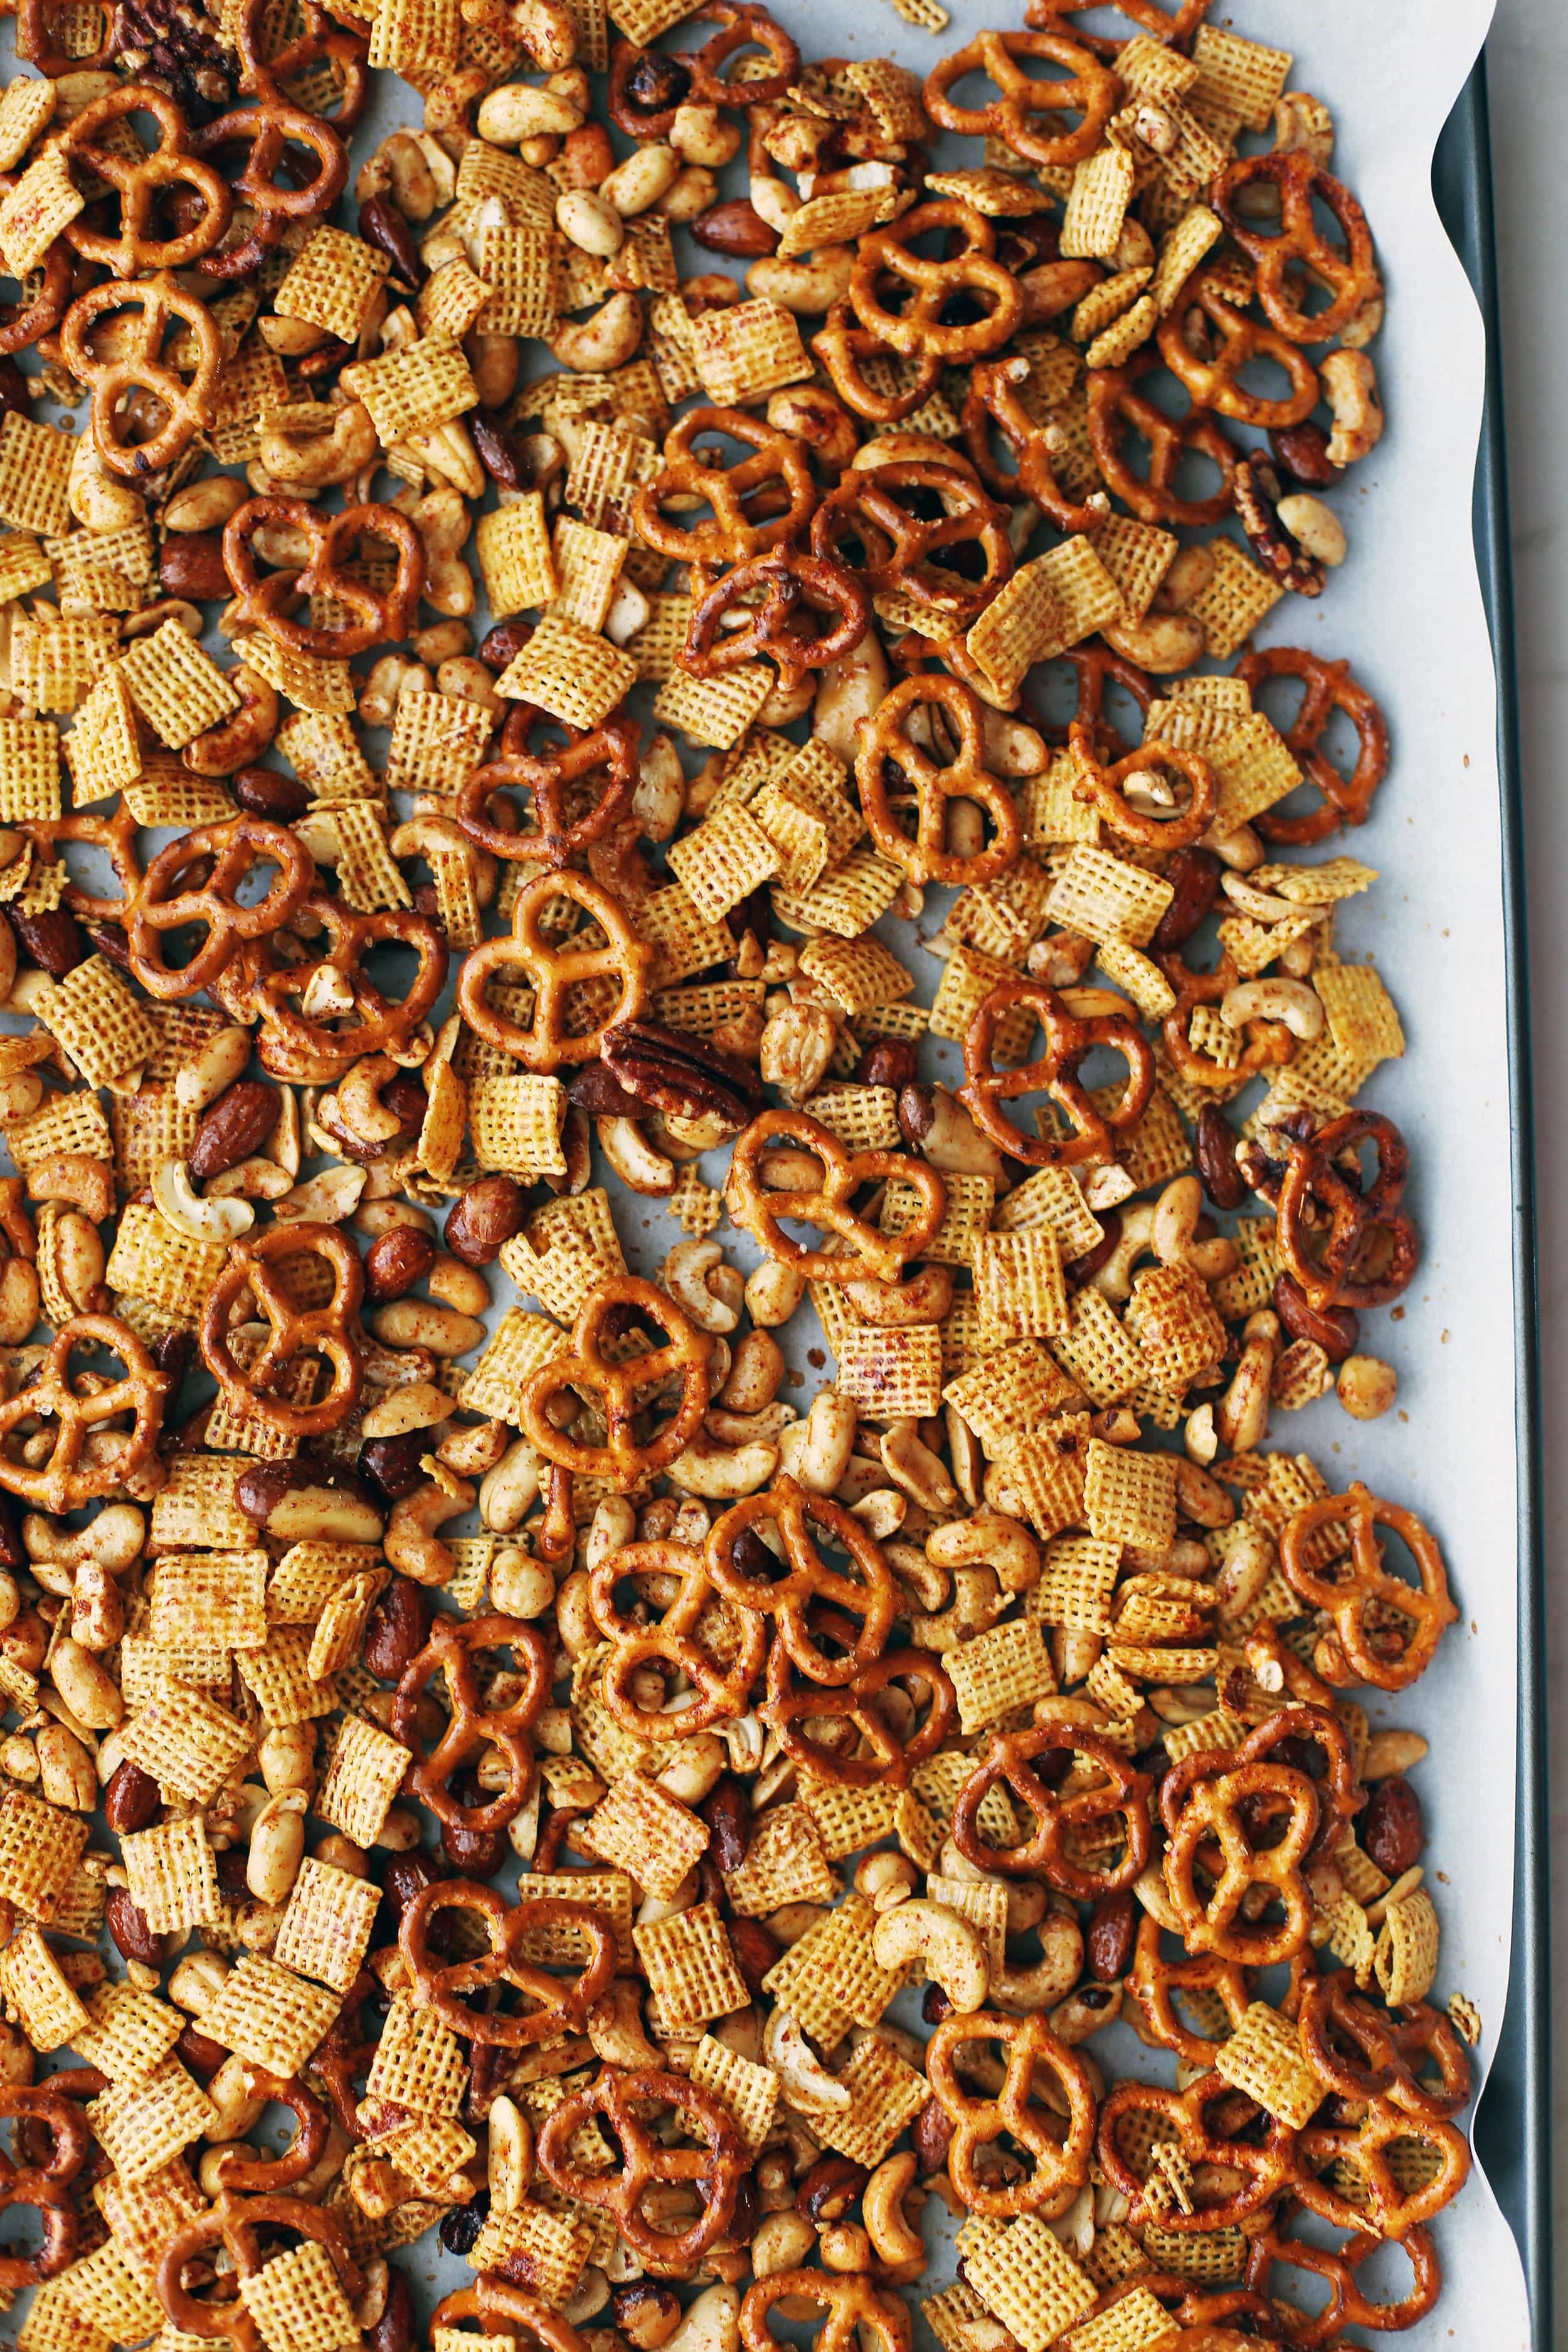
top-left (1232, 452), bottom-right (1326, 597)
top-left (598, 1020), bottom-right (765, 1128)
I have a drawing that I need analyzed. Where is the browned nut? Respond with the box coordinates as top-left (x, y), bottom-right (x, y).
top-left (699, 1774), bottom-right (750, 1875)
top-left (1084, 1888), bottom-right (1135, 1982)
top-left (1150, 846), bottom-right (1222, 955)
top-left (910, 2097), bottom-right (954, 2175)
top-left (358, 1434), bottom-right (428, 1504)
top-left (364, 1226), bottom-right (438, 1303)
top-left (1272, 1272), bottom-right (1360, 1365)
top-left (1195, 1105), bottom-right (1246, 1212)
top-left (159, 529), bottom-right (231, 601)
top-left (728, 1916), bottom-right (781, 1994)
top-left (363, 1576), bottom-right (435, 1681)
top-left (856, 1039), bottom-right (918, 1092)
top-left (359, 193), bottom-right (424, 282)
top-left (1363, 1776), bottom-right (1423, 1877)
top-left (444, 1176), bottom-right (527, 1267)
top-left (797, 2156), bottom-right (867, 2223)
top-left (610, 2287), bottom-right (681, 2351)
top-left (104, 1758), bottom-right (161, 1835)
top-left (189, 1081), bottom-right (281, 1181)
top-left (11, 906), bottom-right (85, 978)
top-left (691, 199), bottom-right (779, 257)
top-left (233, 767), bottom-right (312, 822)
top-left (1268, 420), bottom-right (1338, 487)
top-left (368, 2269), bottom-right (415, 2352)
top-left (106, 1888), bottom-right (161, 1965)
top-left (478, 620), bottom-right (534, 673)
top-left (1232, 450), bottom-right (1326, 596)
top-left (559, 122), bottom-right (615, 186)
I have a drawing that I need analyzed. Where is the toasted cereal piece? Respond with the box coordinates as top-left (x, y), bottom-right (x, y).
top-left (973, 1229), bottom-right (1069, 1341)
top-left (721, 1803), bottom-right (838, 1915)
top-left (688, 298), bottom-right (812, 405)
top-left (1028, 1534), bottom-right (1121, 1637)
top-left (1060, 144), bottom-right (1134, 262)
top-left (149, 1551), bottom-right (268, 1652)
top-left (365, 1989), bottom-right (469, 2116)
top-left (958, 2211), bottom-right (1098, 2352)
top-left (33, 956), bottom-right (160, 1089)
top-left (944, 1340), bottom-right (1084, 1458)
top-left (274, 224), bottom-right (391, 339)
top-left (316, 1713), bottom-right (413, 1847)
top-left (120, 1816), bottom-right (222, 1940)
top-left (1083, 1439), bottom-right (1178, 1552)
top-left (466, 2201), bottom-right (591, 2302)
top-left (1211, 1999), bottom-right (1324, 2128)
top-left (87, 2058), bottom-right (216, 2186)
top-left (120, 1687), bottom-right (256, 1807)
top-left (1185, 538), bottom-right (1285, 663)
top-left (804, 1084), bottom-right (901, 1152)
top-left (459, 1307), bottom-right (571, 1422)
top-left (117, 621), bottom-right (242, 750)
top-left (666, 802), bottom-right (780, 923)
top-left (0, 413), bottom-right (73, 536)
top-left (368, 0), bottom-right (458, 73)
top-left (417, 255), bottom-right (492, 343)
top-left (795, 1783), bottom-right (898, 1865)
top-left (1045, 845), bottom-right (1175, 949)
top-left (997, 1421), bottom-right (1089, 1541)
top-left (586, 1772), bottom-right (708, 1901)
top-left (635, 1902), bottom-right (750, 2035)
top-left (70, 1981), bottom-right (186, 2089)
top-left (0, 1922), bottom-right (89, 2051)
top-left (495, 612), bottom-right (637, 731)
top-left (471, 223), bottom-right (563, 337)
top-left (772, 844), bottom-right (904, 939)
top-left (836, 1323), bottom-right (944, 1418)
top-left (881, 1171), bottom-right (995, 1269)
top-left (795, 2032), bottom-right (928, 2169)
top-left (1094, 514), bottom-right (1179, 625)
top-left (0, 714), bottom-right (61, 821)
top-left (0, 1787), bottom-right (88, 1922)
top-left (64, 668), bottom-right (140, 798)
top-left (469, 1074), bottom-right (568, 1179)
top-left (1150, 203), bottom-right (1224, 314)
top-left (991, 1167), bottom-right (1104, 1258)
top-left (0, 75), bottom-right (57, 174)
top-left (687, 2033), bottom-right (777, 2154)
top-left (653, 662), bottom-right (774, 751)
top-left (1314, 961), bottom-right (1404, 1066)
top-left (511, 1870), bottom-right (634, 1969)
top-left (637, 882), bottom-right (738, 988)
top-left (1374, 1887), bottom-right (1440, 2008)
top-left (947, 1618), bottom-right (1057, 1735)
top-left (761, 1892), bottom-right (903, 2043)
top-left (55, 2239), bottom-right (164, 2345)
top-left (1190, 23), bottom-right (1292, 128)
top-left (235, 1629), bottom-right (338, 1726)
top-left (236, 2237), bottom-right (360, 2352)
top-left (383, 687), bottom-right (492, 797)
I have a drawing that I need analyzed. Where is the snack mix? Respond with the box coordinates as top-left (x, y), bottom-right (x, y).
top-left (0, 0), bottom-right (1475, 2346)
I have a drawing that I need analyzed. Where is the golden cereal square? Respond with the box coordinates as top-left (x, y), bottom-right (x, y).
top-left (0, 413), bottom-right (71, 536)
top-left (960, 2212), bottom-right (1097, 2352)
top-left (688, 298), bottom-right (811, 405)
top-left (797, 933), bottom-right (909, 1015)
top-left (929, 939), bottom-right (1035, 1054)
top-left (237, 2239), bottom-right (360, 2352)
top-left (0, 526), bottom-right (54, 603)
top-left (1060, 142), bottom-right (1134, 260)
top-left (1030, 1535), bottom-right (1121, 1637)
top-left (1007, 1421), bottom-right (1093, 1542)
top-left (460, 1306), bottom-right (571, 1422)
top-left (1374, 1888), bottom-right (1440, 2006)
top-left (70, 1981), bottom-right (186, 2089)
top-left (241, 632), bottom-right (357, 716)
top-left (605, 0), bottom-right (688, 37)
top-left (235, 1628), bottom-right (336, 1727)
top-left (588, 1773), bottom-right (708, 1900)
top-left (35, 954), bottom-right (160, 1088)
top-left (1065, 2286), bottom-right (1183, 2352)
top-left (653, 662), bottom-right (773, 751)
top-left (566, 418), bottom-right (661, 531)
top-left (760, 1892), bottom-right (904, 2043)
top-left (316, 1712), bottom-right (410, 1846)
top-left (796, 1783), bottom-right (898, 1865)
top-left (342, 339), bottom-right (478, 443)
top-left (637, 882), bottom-right (736, 987)
top-left (368, 0), bottom-right (458, 75)
top-left (973, 1229), bottom-right (1069, 1340)
top-left (66, 670), bottom-right (140, 799)
top-left (944, 1339), bottom-right (1084, 1458)
top-left (87, 2059), bottom-right (215, 2185)
top-left (836, 1323), bottom-right (944, 1417)
top-left (117, 622), bottom-right (241, 751)
top-left (798, 2033), bottom-right (927, 2169)
top-left (0, 714), bottom-right (61, 818)
top-left (805, 1084), bottom-right (901, 1151)
top-left (0, 77), bottom-right (58, 174)
top-left (634, 1900), bottom-right (748, 2033)
top-left (924, 2287), bottom-right (991, 2352)
top-left (1084, 293), bottom-right (1158, 369)
top-left (1212, 2000), bottom-right (1323, 2127)
top-left (881, 1170), bottom-right (995, 1268)
top-left (0, 1789), bottom-right (87, 1920)
top-left (721, 1803), bottom-right (837, 1914)
top-left (383, 686), bottom-right (492, 795)
top-left (1045, 845), bottom-right (1174, 950)
top-left (666, 802), bottom-right (780, 921)
top-left (106, 1205), bottom-right (230, 1322)
top-left (1151, 203), bottom-right (1224, 314)
top-left (1187, 538), bottom-right (1285, 662)
top-left (149, 1550), bottom-right (268, 1651)
top-left (475, 224), bottom-right (563, 337)
top-left (1190, 23), bottom-right (1292, 127)
top-left (465, 2200), bottom-right (590, 2301)
top-left (495, 612), bottom-right (635, 730)
top-left (55, 2239), bottom-right (164, 2343)
top-left (1094, 514), bottom-right (1179, 623)
top-left (120, 1816), bottom-right (221, 1939)
top-left (275, 225), bottom-right (391, 339)
top-left (470, 1073), bottom-right (568, 1179)
top-left (992, 1165), bottom-right (1104, 1256)
top-left (688, 2033), bottom-right (777, 2153)
top-left (0, 1922), bottom-right (88, 2050)
top-left (1084, 1439), bottom-right (1179, 1552)
top-left (366, 1989), bottom-right (469, 2116)
top-left (120, 1687), bottom-right (253, 1806)
top-left (550, 516), bottom-right (628, 635)
top-left (379, 2116), bottom-right (475, 2196)
top-left (1315, 961), bottom-right (1404, 1066)
top-left (771, 843), bottom-right (903, 939)
top-left (417, 255), bottom-right (492, 343)
top-left (948, 1618), bottom-right (1057, 1734)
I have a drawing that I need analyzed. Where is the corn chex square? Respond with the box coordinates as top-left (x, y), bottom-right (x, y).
top-left (18, 2279), bottom-right (110, 2352)
top-left (973, 1229), bottom-right (1069, 1340)
top-left (274, 225), bottom-right (390, 339)
top-left (366, 1990), bottom-right (469, 2116)
top-left (54, 2239), bottom-right (164, 2343)
top-left (149, 1550), bottom-right (268, 1651)
top-left (1187, 537), bottom-right (1284, 661)
top-left (495, 612), bottom-right (635, 730)
top-left (1211, 1999), bottom-right (1323, 2127)
top-left (1084, 1438), bottom-right (1179, 1552)
top-left (0, 1789), bottom-right (88, 1920)
top-left (0, 1922), bottom-right (88, 2050)
top-left (796, 2033), bottom-right (928, 2168)
top-left (947, 1616), bottom-right (1057, 1734)
top-left (1046, 844), bottom-right (1174, 948)
top-left (688, 2033), bottom-right (777, 2153)
top-left (633, 1900), bottom-right (748, 2033)
top-left (944, 1339), bottom-right (1084, 1458)
top-left (586, 1772), bottom-right (707, 1900)
top-left (70, 1982), bottom-right (186, 2087)
top-left (198, 1952), bottom-right (341, 2076)
top-left (835, 1323), bottom-right (943, 1416)
top-left (315, 1712), bottom-right (411, 1845)
top-left (0, 413), bottom-right (72, 536)
top-left (688, 298), bottom-right (811, 403)
top-left (237, 2239), bottom-right (360, 2352)
top-left (1315, 961), bottom-right (1404, 1066)
top-left (477, 494), bottom-right (559, 617)
top-left (34, 955), bottom-right (160, 1088)
top-left (652, 662), bottom-right (772, 750)
top-left (470, 1073), bottom-right (568, 1177)
top-left (760, 1892), bottom-right (903, 2043)
top-left (666, 802), bottom-right (780, 921)
top-left (959, 2213), bottom-right (1098, 2352)
top-left (87, 2059), bottom-right (215, 2185)
top-left (721, 1802), bottom-right (838, 1917)
top-left (120, 1814), bottom-right (222, 1938)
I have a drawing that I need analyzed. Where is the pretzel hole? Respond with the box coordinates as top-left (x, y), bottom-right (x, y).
top-left (1030, 654), bottom-right (1148, 755)
top-left (1261, 2226), bottom-right (1425, 2329)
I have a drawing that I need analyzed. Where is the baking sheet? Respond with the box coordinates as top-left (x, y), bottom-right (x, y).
top-left (0, 0), bottom-right (1534, 2343)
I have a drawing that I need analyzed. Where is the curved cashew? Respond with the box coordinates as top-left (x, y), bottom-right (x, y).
top-left (1322, 348), bottom-right (1383, 467)
top-left (862, 2151), bottom-right (925, 2275)
top-left (1151, 1173), bottom-right (1233, 1283)
top-left (667, 1433), bottom-right (778, 1499)
top-left (901, 1086), bottom-right (1005, 1184)
top-left (871, 1901), bottom-right (988, 2014)
top-left (840, 1265), bottom-right (954, 1327)
top-left (385, 1473), bottom-right (476, 1585)
top-left (813, 626), bottom-right (889, 765)
top-left (663, 1240), bottom-right (741, 1335)
top-left (745, 248), bottom-right (855, 315)
top-left (879, 1421), bottom-right (956, 1515)
top-left (1103, 610), bottom-right (1204, 672)
top-left (586, 1976), bottom-right (663, 2069)
top-left (1214, 1311), bottom-right (1278, 1454)
top-left (992, 1906), bottom-right (1084, 2012)
top-left (152, 1158), bottom-right (255, 1245)
top-left (659, 2288), bottom-right (739, 2352)
top-left (909, 1566), bottom-right (1002, 1651)
top-left (183, 665), bottom-right (280, 777)
top-left (776, 1385), bottom-right (856, 1495)
top-left (389, 812), bottom-right (494, 910)
top-left (978, 706), bottom-right (1049, 778)
top-left (23, 1505), bottom-right (144, 1594)
top-left (763, 2006), bottom-right (850, 2109)
top-left (548, 292), bottom-right (642, 373)
top-left (596, 1116), bottom-right (673, 1196)
top-left (1172, 1456), bottom-right (1234, 1531)
top-left (927, 1508), bottom-right (1040, 1596)
top-left (259, 402), bottom-right (378, 489)
top-left (1219, 977), bottom-right (1325, 1042)
top-left (1091, 1202), bottom-right (1157, 1305)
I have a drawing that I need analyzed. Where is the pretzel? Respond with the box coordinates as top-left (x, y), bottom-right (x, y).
top-left (56, 83), bottom-right (232, 275)
top-left (1098, 2072), bottom-right (1299, 2231)
top-left (1069, 721), bottom-right (1217, 852)
top-left (1214, 151), bottom-right (1382, 346)
top-left (926, 2013), bottom-right (1097, 2218)
top-left (455, 719), bottom-right (638, 867)
top-left (127, 817), bottom-right (315, 999)
top-left (400, 1878), bottom-right (618, 2045)
top-left (923, 31), bottom-right (1121, 169)
top-left (1025, 0), bottom-right (1212, 45)
top-left (707, 1476), bottom-right (895, 1687)
top-left (1033, 640), bottom-right (1154, 754)
top-left (199, 1221), bottom-right (364, 1438)
top-left (1087, 360), bottom-right (1241, 529)
top-left (433, 2284), bottom-right (588, 2352)
top-left (0, 174), bottom-right (69, 356)
top-left (1160, 1703), bottom-right (1364, 1862)
top-left (1275, 1109), bottom-right (1419, 1313)
top-left (742, 2274), bottom-right (909, 2352)
top-left (812, 459), bottom-right (1014, 628)
top-left (157, 2192), bottom-right (366, 2352)
top-left (60, 274), bottom-right (223, 477)
top-left (307, 1973), bottom-right (379, 2143)
top-left (226, 896), bottom-right (447, 1079)
top-left (190, 103), bottom-right (350, 279)
top-left (1295, 2096), bottom-right (1471, 2240)
top-left (856, 675), bottom-right (1022, 886)
top-left (1279, 1483), bottom-right (1457, 1693)
top-left (1157, 276), bottom-right (1321, 430)
top-left (952, 1721), bottom-right (1152, 1899)
top-left (457, 870), bottom-right (652, 1073)
top-left (1162, 1757), bottom-right (1320, 1965)
top-left (1297, 1969), bottom-right (1473, 2124)
top-left (631, 408), bottom-right (816, 565)
top-left (15, 0), bottom-right (115, 75)
top-left (19, 811), bottom-right (144, 930)
top-left (519, 1276), bottom-right (712, 1489)
top-left (224, 496), bottom-right (425, 657)
top-left (1128, 1913), bottom-right (1252, 2065)
top-left (535, 2066), bottom-right (745, 2274)
top-left (847, 203), bottom-right (1024, 363)
top-left (960, 977), bottom-right (1156, 1169)
top-left (961, 356), bottom-right (1110, 536)
top-left (0, 1314), bottom-right (168, 1514)
top-left (1238, 646), bottom-right (1390, 845)
top-left (761, 1631), bottom-right (954, 1789)
top-left (1159, 951), bottom-right (1293, 1090)
top-left (235, 0), bottom-right (371, 123)
top-left (1242, 2216), bottom-right (1441, 2349)
top-left (393, 1611), bottom-right (549, 1847)
top-left (591, 1539), bottom-right (765, 1735)
top-left (684, 546), bottom-right (870, 693)
top-left (0, 2086), bottom-right (90, 2289)
top-left (727, 1106), bottom-right (947, 1283)
top-left (209, 2072), bottom-right (329, 2193)
top-left (682, 1), bottom-right (800, 105)
top-left (812, 306), bottom-right (945, 426)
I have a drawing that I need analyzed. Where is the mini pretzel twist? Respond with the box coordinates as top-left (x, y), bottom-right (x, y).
top-left (1275, 1108), bottom-right (1419, 1315)
top-left (399, 1878), bottom-right (618, 2045)
top-left (960, 977), bottom-right (1155, 1169)
top-left (1096, 2072), bottom-right (1300, 2232)
top-left (961, 354), bottom-right (1111, 535)
top-left (1157, 275), bottom-right (1321, 430)
top-left (706, 1476), bottom-right (896, 1687)
top-left (223, 495), bottom-right (425, 657)
top-left (812, 305), bottom-right (945, 425)
top-left (21, 811), bottom-right (144, 927)
top-left (235, 0), bottom-right (370, 122)
top-left (0, 1315), bottom-right (168, 1514)
top-left (590, 1537), bottom-right (766, 1735)
top-left (952, 1721), bottom-right (1152, 1899)
top-left (189, 103), bottom-right (350, 278)
top-left (856, 674), bottom-right (1023, 886)
top-left (1159, 1702), bottom-right (1365, 1863)
top-left (1158, 951), bottom-right (1293, 1089)
top-left (741, 2274), bottom-right (911, 2352)
top-left (682, 2), bottom-right (799, 105)
top-left (209, 2072), bottom-right (329, 2193)
top-left (1087, 359), bottom-right (1241, 529)
top-left (457, 871), bottom-right (652, 1073)
top-left (199, 1221), bottom-right (364, 1438)
top-left (923, 31), bottom-right (1120, 169)
top-left (760, 1632), bottom-right (955, 1789)
top-left (1069, 721), bottom-right (1217, 853)
top-left (1279, 1483), bottom-right (1457, 1692)
top-left (0, 2087), bottom-right (90, 2287)
top-left (848, 202), bottom-right (1024, 363)
top-left (157, 2193), bottom-right (365, 2352)
top-left (432, 2284), bottom-right (588, 2352)
top-left (1242, 2216), bottom-right (1441, 2349)
top-left (393, 1613), bottom-right (551, 1837)
top-left (1162, 1757), bottom-right (1321, 1965)
top-left (455, 720), bottom-right (638, 867)
top-left (1032, 640), bottom-right (1155, 753)
top-left (127, 816), bottom-right (316, 999)
top-left (1297, 1968), bottom-right (1472, 2123)
top-left (1214, 150), bottom-right (1382, 345)
top-left (238, 896), bottom-right (449, 1078)
top-left (60, 274), bottom-right (223, 478)
top-left (60, 82), bottom-right (233, 274)
top-left (519, 1275), bottom-right (712, 1489)
top-left (1295, 2097), bottom-right (1471, 2240)
top-left (812, 458), bottom-right (1014, 628)
top-left (926, 2013), bottom-right (1097, 2218)
top-left (1128, 1912), bottom-right (1253, 2066)
top-left (1238, 646), bottom-right (1390, 845)
top-left (535, 2066), bottom-right (745, 2275)
top-left (1027, 0), bottom-right (1212, 39)
top-left (726, 1106), bottom-right (947, 1283)
top-left (683, 545), bottom-right (870, 692)
top-left (631, 407), bottom-right (816, 564)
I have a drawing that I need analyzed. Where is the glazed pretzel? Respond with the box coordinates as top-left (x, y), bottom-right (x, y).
top-left (923, 31), bottom-right (1121, 169)
top-left (1276, 1108), bottom-right (1419, 1313)
top-left (812, 306), bottom-right (944, 425)
top-left (0, 1315), bottom-right (167, 1514)
top-left (223, 496), bottom-right (425, 657)
top-left (432, 2285), bottom-right (588, 2352)
top-left (1159, 1703), bottom-right (1364, 1863)
top-left (726, 1106), bottom-right (947, 1283)
top-left (1242, 2217), bottom-right (1441, 2349)
top-left (590, 1538), bottom-right (766, 1735)
top-left (1098, 2072), bottom-right (1300, 2231)
top-left (455, 720), bottom-right (638, 867)
top-left (59, 275), bottom-right (222, 478)
top-left (1296, 2098), bottom-right (1471, 2240)
top-left (1214, 151), bottom-right (1382, 345)
top-left (742, 2274), bottom-right (909, 2352)
top-left (18, 810), bottom-right (144, 929)
top-left (15, 0), bottom-right (114, 75)
top-left (393, 1612), bottom-right (551, 1838)
top-left (235, 0), bottom-right (369, 120)
top-left (60, 82), bottom-right (233, 273)
top-left (157, 2193), bottom-right (365, 2352)
top-left (812, 459), bottom-right (1014, 628)
top-left (631, 407), bottom-right (816, 564)
top-left (127, 817), bottom-right (315, 999)
top-left (0, 2086), bottom-right (89, 2288)
top-left (1162, 1757), bottom-right (1320, 1965)
top-left (208, 2072), bottom-right (329, 2193)
top-left (952, 1722), bottom-right (1152, 1899)
top-left (199, 1221), bottom-right (363, 1438)
top-left (1279, 1483), bottom-right (1457, 1693)
top-left (536, 2067), bottom-right (744, 2275)
top-left (1026, 0), bottom-right (1212, 43)
top-left (190, 103), bottom-right (349, 278)
top-left (1086, 359), bottom-right (1241, 528)
top-left (706, 1476), bottom-right (896, 1687)
top-left (683, 546), bottom-right (870, 693)
top-left (961, 355), bottom-right (1111, 534)
top-left (1159, 951), bottom-right (1293, 1090)
top-left (1128, 1913), bottom-right (1252, 2065)
top-left (1069, 721), bottom-right (1217, 852)
top-left (1157, 276), bottom-right (1321, 430)
top-left (239, 897), bottom-right (448, 1078)
top-left (457, 871), bottom-right (652, 1073)
top-left (681, 2), bottom-right (800, 105)
top-left (761, 1633), bottom-right (954, 1789)
top-left (0, 174), bottom-right (69, 356)
top-left (1032, 640), bottom-right (1154, 753)
top-left (856, 674), bottom-right (1022, 887)
top-left (399, 1878), bottom-right (618, 2045)
top-left (926, 2013), bottom-right (1096, 2218)
top-left (1238, 645), bottom-right (1390, 845)
top-left (960, 977), bottom-right (1156, 1169)
top-left (519, 1276), bottom-right (712, 1489)
top-left (1297, 1968), bottom-right (1472, 2124)
top-left (848, 202), bottom-right (1024, 363)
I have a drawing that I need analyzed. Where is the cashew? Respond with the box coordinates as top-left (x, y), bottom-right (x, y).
top-left (1276, 494), bottom-right (1347, 566)
top-left (1215, 1311), bottom-right (1277, 1454)
top-left (259, 403), bottom-right (378, 489)
top-left (1091, 1202), bottom-right (1157, 1305)
top-left (659, 2287), bottom-right (739, 2352)
top-left (663, 1239), bottom-right (741, 1335)
top-left (671, 102), bottom-right (740, 169)
top-left (879, 1422), bottom-right (956, 1515)
top-left (746, 248), bottom-right (856, 315)
top-left (1219, 977), bottom-right (1325, 1041)
top-left (776, 1387), bottom-right (856, 1494)
top-left (910, 1567), bottom-right (1002, 1650)
top-left (151, 1158), bottom-right (254, 1246)
top-left (384, 1473), bottom-right (475, 1584)
top-left (667, 1433), bottom-right (778, 1498)
top-left (928, 1508), bottom-right (1040, 1595)
top-left (68, 431), bottom-right (144, 532)
top-left (1322, 348), bottom-right (1383, 466)
top-left (992, 1905), bottom-right (1084, 2011)
top-left (813, 625), bottom-right (890, 765)
top-left (744, 1262), bottom-right (806, 1327)
top-left (872, 1900), bottom-right (988, 2013)
top-left (862, 2153), bottom-right (926, 2274)
top-left (477, 82), bottom-right (583, 142)
top-left (840, 1265), bottom-right (954, 1327)
top-left (1102, 610), bottom-right (1204, 671)
top-left (549, 292), bottom-right (642, 373)
top-left (763, 2007), bottom-right (850, 2108)
top-left (596, 1116), bottom-right (674, 1195)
